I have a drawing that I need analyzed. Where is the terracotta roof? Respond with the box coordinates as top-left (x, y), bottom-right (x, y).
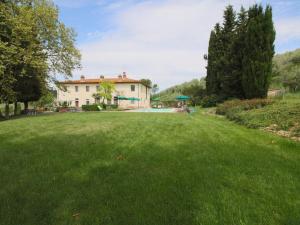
top-left (60, 76), bottom-right (142, 85)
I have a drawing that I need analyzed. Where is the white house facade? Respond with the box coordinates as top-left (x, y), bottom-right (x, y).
top-left (57, 73), bottom-right (151, 109)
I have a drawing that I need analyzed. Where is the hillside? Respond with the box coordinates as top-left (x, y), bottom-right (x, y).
top-left (272, 48), bottom-right (300, 91)
top-left (155, 78), bottom-right (205, 101)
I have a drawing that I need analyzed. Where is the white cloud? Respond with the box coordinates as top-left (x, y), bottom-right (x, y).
top-left (73, 0), bottom-right (298, 89)
top-left (275, 17), bottom-right (300, 43)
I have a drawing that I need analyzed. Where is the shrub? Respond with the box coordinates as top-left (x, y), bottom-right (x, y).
top-left (106, 104), bottom-right (118, 110)
top-left (216, 98), bottom-right (274, 116)
top-left (201, 95), bottom-right (219, 108)
top-left (82, 104), bottom-right (101, 111)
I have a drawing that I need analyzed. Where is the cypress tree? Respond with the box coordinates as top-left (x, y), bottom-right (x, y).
top-left (206, 23), bottom-right (222, 96)
top-left (229, 7), bottom-right (248, 99)
top-left (219, 5), bottom-right (236, 100)
top-left (242, 4), bottom-right (275, 98)
top-left (206, 30), bottom-right (216, 95)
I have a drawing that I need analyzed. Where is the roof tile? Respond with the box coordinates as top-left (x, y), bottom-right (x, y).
top-left (60, 77), bottom-right (141, 84)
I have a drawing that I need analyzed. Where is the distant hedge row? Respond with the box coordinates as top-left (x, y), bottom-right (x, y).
top-left (216, 98), bottom-right (274, 119)
top-left (82, 104), bottom-right (101, 111)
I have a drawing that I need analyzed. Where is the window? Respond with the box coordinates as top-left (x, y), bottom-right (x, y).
top-left (86, 99), bottom-right (90, 105)
top-left (86, 86), bottom-right (90, 92)
top-left (131, 85), bottom-right (135, 92)
top-left (131, 100), bottom-right (135, 104)
top-left (107, 99), bottom-right (111, 105)
top-left (75, 86), bottom-right (78, 92)
top-left (96, 86), bottom-right (99, 91)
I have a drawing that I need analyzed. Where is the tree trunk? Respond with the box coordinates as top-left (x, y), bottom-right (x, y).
top-left (5, 103), bottom-right (9, 120)
top-left (14, 102), bottom-right (18, 116)
top-left (24, 101), bottom-right (29, 113)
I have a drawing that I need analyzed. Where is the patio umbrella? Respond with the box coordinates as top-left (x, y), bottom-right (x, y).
top-left (117, 96), bottom-right (128, 100)
top-left (127, 97), bottom-right (140, 101)
top-left (176, 95), bottom-right (190, 101)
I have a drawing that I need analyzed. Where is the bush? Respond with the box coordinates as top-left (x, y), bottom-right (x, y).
top-left (106, 104), bottom-right (118, 110)
top-left (82, 104), bottom-right (101, 111)
top-left (201, 95), bottom-right (219, 108)
top-left (216, 99), bottom-right (274, 116)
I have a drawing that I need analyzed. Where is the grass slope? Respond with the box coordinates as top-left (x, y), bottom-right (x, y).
top-left (217, 93), bottom-right (300, 138)
top-left (0, 112), bottom-right (299, 225)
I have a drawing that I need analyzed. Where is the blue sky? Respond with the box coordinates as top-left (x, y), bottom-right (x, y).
top-left (54, 0), bottom-right (300, 89)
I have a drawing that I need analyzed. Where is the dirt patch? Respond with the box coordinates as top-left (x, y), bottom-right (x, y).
top-left (262, 124), bottom-right (300, 142)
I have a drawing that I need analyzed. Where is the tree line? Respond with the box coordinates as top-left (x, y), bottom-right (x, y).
top-left (0, 0), bottom-right (81, 119)
top-left (272, 49), bottom-right (300, 92)
top-left (205, 4), bottom-right (275, 101)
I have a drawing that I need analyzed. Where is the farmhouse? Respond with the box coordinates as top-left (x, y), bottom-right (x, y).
top-left (57, 72), bottom-right (151, 109)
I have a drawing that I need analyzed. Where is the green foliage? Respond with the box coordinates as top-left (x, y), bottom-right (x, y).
top-left (32, 91), bottom-right (55, 108)
top-left (229, 7), bottom-right (247, 99)
top-left (206, 4), bottom-right (275, 100)
top-left (182, 83), bottom-right (206, 105)
top-left (242, 5), bottom-right (275, 99)
top-left (205, 24), bottom-right (222, 96)
top-left (58, 101), bottom-right (71, 107)
top-left (94, 81), bottom-right (116, 103)
top-left (106, 104), bottom-right (118, 110)
top-left (151, 84), bottom-right (159, 95)
top-left (156, 78), bottom-right (205, 102)
top-left (219, 5), bottom-right (237, 99)
top-left (272, 49), bottom-right (300, 92)
top-left (217, 94), bottom-right (300, 137)
top-left (0, 0), bottom-right (81, 119)
top-left (140, 79), bottom-right (152, 87)
top-left (216, 98), bottom-right (274, 116)
top-left (82, 104), bottom-right (101, 111)
top-left (200, 95), bottom-right (219, 108)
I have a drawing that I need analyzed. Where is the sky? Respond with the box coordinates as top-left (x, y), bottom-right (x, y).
top-left (53, 0), bottom-right (300, 90)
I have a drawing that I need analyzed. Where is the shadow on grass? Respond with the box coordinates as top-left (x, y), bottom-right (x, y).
top-left (0, 134), bottom-right (202, 225)
top-left (1, 115), bottom-right (300, 225)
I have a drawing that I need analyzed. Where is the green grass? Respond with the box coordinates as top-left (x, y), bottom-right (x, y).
top-left (218, 93), bottom-right (300, 137)
top-left (0, 112), bottom-right (299, 225)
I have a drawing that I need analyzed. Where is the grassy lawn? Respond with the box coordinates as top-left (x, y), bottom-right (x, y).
top-left (0, 112), bottom-right (299, 225)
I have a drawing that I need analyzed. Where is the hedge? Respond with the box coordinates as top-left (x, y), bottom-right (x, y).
top-left (82, 104), bottom-right (101, 111)
top-left (216, 99), bottom-right (274, 116)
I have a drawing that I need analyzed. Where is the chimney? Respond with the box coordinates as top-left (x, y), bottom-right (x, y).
top-left (122, 72), bottom-right (127, 79)
top-left (80, 75), bottom-right (85, 80)
top-left (100, 75), bottom-right (104, 79)
top-left (118, 74), bottom-right (122, 79)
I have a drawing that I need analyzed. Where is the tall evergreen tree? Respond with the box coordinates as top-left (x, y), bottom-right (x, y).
top-left (242, 4), bottom-right (275, 98)
top-left (206, 30), bottom-right (216, 95)
top-left (229, 7), bottom-right (248, 99)
top-left (206, 23), bottom-right (222, 96)
top-left (219, 5), bottom-right (236, 99)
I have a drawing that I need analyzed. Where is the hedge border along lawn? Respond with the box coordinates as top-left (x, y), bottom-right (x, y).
top-left (216, 93), bottom-right (300, 140)
top-left (0, 111), bottom-right (299, 225)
